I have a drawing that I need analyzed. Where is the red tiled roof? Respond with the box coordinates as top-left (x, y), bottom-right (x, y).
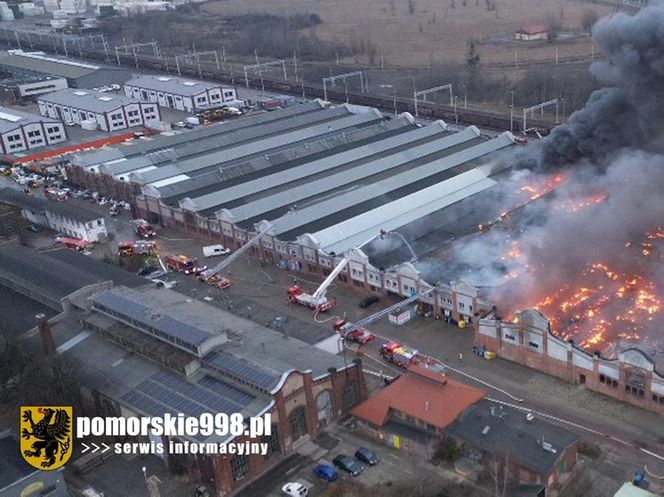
top-left (518, 24), bottom-right (549, 35)
top-left (352, 366), bottom-right (486, 430)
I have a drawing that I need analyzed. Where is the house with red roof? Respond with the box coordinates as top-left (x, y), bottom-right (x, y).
top-left (515, 25), bottom-right (550, 41)
top-left (351, 365), bottom-right (487, 458)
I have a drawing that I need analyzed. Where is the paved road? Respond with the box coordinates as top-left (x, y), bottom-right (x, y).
top-left (159, 250), bottom-right (664, 479)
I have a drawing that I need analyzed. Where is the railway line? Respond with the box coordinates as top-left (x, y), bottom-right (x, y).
top-left (0, 27), bottom-right (556, 133)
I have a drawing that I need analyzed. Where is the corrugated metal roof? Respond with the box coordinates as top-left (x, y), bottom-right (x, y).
top-left (0, 187), bottom-right (102, 223)
top-left (151, 115), bottom-right (416, 204)
top-left (81, 101), bottom-right (323, 171)
top-left (225, 123), bottom-right (476, 223)
top-left (0, 51), bottom-right (120, 79)
top-left (125, 74), bottom-right (224, 96)
top-left (184, 114), bottom-right (438, 213)
top-left (104, 101), bottom-right (335, 177)
top-left (269, 132), bottom-right (512, 236)
top-left (305, 167), bottom-right (497, 254)
top-left (0, 105), bottom-right (60, 134)
top-left (38, 88), bottom-right (142, 113)
top-left (138, 108), bottom-right (383, 186)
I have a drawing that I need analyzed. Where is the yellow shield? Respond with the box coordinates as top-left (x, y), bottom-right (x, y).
top-left (20, 406), bottom-right (73, 470)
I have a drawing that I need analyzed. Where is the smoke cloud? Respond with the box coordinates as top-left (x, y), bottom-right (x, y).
top-left (417, 5), bottom-right (664, 352)
top-left (534, 4), bottom-right (664, 170)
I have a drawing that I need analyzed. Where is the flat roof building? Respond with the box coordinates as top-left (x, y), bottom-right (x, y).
top-left (0, 75), bottom-right (68, 101)
top-left (0, 187), bottom-right (108, 241)
top-left (0, 106), bottom-right (67, 155)
top-left (0, 432), bottom-right (70, 497)
top-left (124, 74), bottom-right (237, 112)
top-left (0, 50), bottom-right (130, 88)
top-left (38, 88), bottom-right (160, 132)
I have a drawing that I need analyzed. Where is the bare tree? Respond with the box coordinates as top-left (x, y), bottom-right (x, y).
top-left (488, 452), bottom-right (511, 497)
top-left (544, 10), bottom-right (563, 42)
top-left (581, 8), bottom-right (598, 34)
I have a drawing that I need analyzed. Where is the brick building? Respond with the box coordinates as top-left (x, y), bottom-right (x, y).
top-left (352, 366), bottom-right (486, 458)
top-left (447, 400), bottom-right (579, 496)
top-left (476, 309), bottom-right (664, 415)
top-left (5, 252), bottom-right (366, 497)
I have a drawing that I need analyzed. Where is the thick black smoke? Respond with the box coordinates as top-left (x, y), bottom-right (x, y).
top-left (535, 5), bottom-right (664, 170)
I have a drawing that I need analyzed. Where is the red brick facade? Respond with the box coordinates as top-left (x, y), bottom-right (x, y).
top-left (475, 310), bottom-right (664, 415)
top-left (171, 361), bottom-right (367, 497)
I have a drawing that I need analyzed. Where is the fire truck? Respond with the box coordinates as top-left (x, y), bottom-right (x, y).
top-left (380, 341), bottom-right (420, 368)
top-left (198, 270), bottom-right (232, 289)
top-left (129, 219), bottom-right (156, 238)
top-left (380, 341), bottom-right (446, 372)
top-left (56, 236), bottom-right (91, 251)
top-left (287, 231), bottom-right (390, 313)
top-left (165, 254), bottom-right (207, 275)
top-left (117, 240), bottom-right (158, 257)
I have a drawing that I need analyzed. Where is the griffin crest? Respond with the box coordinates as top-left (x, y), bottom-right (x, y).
top-left (20, 406), bottom-right (73, 470)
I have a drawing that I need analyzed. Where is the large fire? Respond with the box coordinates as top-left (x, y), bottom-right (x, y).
top-left (491, 175), bottom-right (663, 351)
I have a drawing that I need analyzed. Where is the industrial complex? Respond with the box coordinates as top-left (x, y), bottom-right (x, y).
top-left (0, 18), bottom-right (662, 497)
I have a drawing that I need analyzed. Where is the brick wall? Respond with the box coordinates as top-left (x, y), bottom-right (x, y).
top-left (475, 310), bottom-right (664, 415)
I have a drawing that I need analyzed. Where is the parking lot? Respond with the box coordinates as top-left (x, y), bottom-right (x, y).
top-left (3, 171), bottom-right (664, 495)
top-left (239, 423), bottom-right (467, 497)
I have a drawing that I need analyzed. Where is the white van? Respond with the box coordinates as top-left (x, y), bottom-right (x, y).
top-left (202, 244), bottom-right (231, 258)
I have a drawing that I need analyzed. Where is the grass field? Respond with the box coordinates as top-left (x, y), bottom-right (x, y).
top-left (202, 0), bottom-right (620, 67)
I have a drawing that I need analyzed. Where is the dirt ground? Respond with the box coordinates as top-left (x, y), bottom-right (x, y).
top-left (202, 0), bottom-right (621, 66)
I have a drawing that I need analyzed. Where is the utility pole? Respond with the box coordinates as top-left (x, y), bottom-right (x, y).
top-left (509, 90), bottom-right (514, 133)
top-left (462, 83), bottom-right (467, 109)
top-left (142, 467), bottom-right (161, 497)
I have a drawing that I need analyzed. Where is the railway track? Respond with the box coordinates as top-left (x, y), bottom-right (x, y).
top-left (0, 30), bottom-right (557, 133)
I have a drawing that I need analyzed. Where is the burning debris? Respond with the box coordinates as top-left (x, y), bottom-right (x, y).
top-left (416, 5), bottom-right (664, 353)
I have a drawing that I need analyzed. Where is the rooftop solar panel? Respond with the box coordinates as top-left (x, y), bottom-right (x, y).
top-left (205, 352), bottom-right (278, 391)
top-left (92, 290), bottom-right (212, 350)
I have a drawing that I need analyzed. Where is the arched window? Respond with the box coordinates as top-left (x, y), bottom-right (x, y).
top-left (288, 406), bottom-right (308, 441)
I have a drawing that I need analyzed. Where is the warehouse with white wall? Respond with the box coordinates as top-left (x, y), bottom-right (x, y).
top-left (124, 74), bottom-right (236, 112)
top-left (38, 88), bottom-right (160, 131)
top-left (0, 106), bottom-right (66, 155)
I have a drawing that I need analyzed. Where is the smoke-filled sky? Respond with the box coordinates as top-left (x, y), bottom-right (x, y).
top-left (417, 5), bottom-right (664, 350)
top-left (531, 3), bottom-right (664, 169)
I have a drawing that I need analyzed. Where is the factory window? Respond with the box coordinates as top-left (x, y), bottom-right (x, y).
top-left (504, 334), bottom-right (516, 341)
top-left (447, 298), bottom-right (453, 305)
top-left (47, 126), bottom-right (58, 133)
top-left (528, 341), bottom-right (539, 349)
top-left (469, 305), bottom-right (473, 312)
top-left (230, 454), bottom-right (250, 481)
top-left (459, 303), bottom-right (465, 309)
top-left (27, 130), bottom-right (40, 138)
top-left (353, 280), bottom-right (363, 287)
top-left (599, 374), bottom-right (606, 384)
top-left (263, 425), bottom-right (280, 459)
top-left (7, 134), bottom-right (19, 142)
top-left (127, 110), bottom-right (139, 117)
top-left (224, 90), bottom-right (234, 97)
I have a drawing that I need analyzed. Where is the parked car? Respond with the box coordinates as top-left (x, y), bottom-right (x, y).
top-left (359, 295), bottom-right (380, 308)
top-left (355, 448), bottom-right (379, 466)
top-left (332, 455), bottom-right (364, 476)
top-left (346, 328), bottom-right (375, 345)
top-left (137, 267), bottom-right (158, 277)
top-left (26, 223), bottom-right (42, 233)
top-left (150, 278), bottom-right (177, 289)
top-left (281, 482), bottom-right (309, 497)
top-left (312, 464), bottom-right (338, 482)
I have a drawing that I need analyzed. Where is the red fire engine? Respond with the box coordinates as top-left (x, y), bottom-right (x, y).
top-left (129, 219), bottom-right (156, 238)
top-left (117, 240), bottom-right (158, 257)
top-left (165, 254), bottom-right (207, 275)
top-left (56, 236), bottom-right (91, 251)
